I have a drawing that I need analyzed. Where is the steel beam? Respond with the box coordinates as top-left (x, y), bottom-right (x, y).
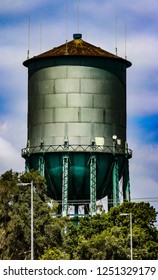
top-left (123, 159), bottom-right (131, 201)
top-left (74, 205), bottom-right (79, 226)
top-left (112, 159), bottom-right (120, 207)
top-left (108, 191), bottom-right (113, 211)
top-left (38, 155), bottom-right (45, 177)
top-left (25, 158), bottom-right (30, 172)
top-left (62, 155), bottom-right (69, 217)
top-left (90, 155), bottom-right (97, 216)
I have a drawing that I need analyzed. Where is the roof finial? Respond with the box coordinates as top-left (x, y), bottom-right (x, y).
top-left (73, 33), bottom-right (82, 40)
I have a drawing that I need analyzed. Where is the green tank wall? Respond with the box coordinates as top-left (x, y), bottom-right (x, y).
top-left (26, 152), bottom-right (127, 201)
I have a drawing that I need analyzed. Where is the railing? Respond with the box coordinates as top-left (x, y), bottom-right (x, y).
top-left (21, 144), bottom-right (132, 158)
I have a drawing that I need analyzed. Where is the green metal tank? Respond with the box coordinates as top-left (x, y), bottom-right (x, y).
top-left (22, 34), bottom-right (132, 216)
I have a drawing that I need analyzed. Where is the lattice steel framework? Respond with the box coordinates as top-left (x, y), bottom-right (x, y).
top-left (123, 159), bottom-right (131, 201)
top-left (38, 155), bottom-right (45, 177)
top-left (90, 155), bottom-right (97, 216)
top-left (22, 144), bottom-right (132, 156)
top-left (23, 144), bottom-right (131, 216)
top-left (62, 155), bottom-right (69, 217)
top-left (112, 158), bottom-right (120, 207)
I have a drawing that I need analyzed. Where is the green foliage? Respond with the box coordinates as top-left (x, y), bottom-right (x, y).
top-left (40, 248), bottom-right (70, 260)
top-left (0, 170), bottom-right (66, 259)
top-left (0, 170), bottom-right (158, 260)
top-left (62, 201), bottom-right (158, 260)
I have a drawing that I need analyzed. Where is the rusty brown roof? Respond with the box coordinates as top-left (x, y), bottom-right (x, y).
top-left (24, 34), bottom-right (131, 67)
top-left (35, 39), bottom-right (118, 58)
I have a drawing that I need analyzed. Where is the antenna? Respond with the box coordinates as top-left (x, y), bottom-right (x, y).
top-left (115, 15), bottom-right (118, 56)
top-left (65, 0), bottom-right (69, 54)
top-left (27, 16), bottom-right (30, 59)
top-left (40, 22), bottom-right (42, 53)
top-left (77, 0), bottom-right (80, 33)
top-left (125, 22), bottom-right (127, 60)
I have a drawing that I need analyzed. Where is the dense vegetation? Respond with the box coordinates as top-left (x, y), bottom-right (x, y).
top-left (0, 170), bottom-right (158, 260)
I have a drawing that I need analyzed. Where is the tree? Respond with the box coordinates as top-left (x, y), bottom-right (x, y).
top-left (40, 248), bottom-right (70, 260)
top-left (106, 201), bottom-right (158, 259)
top-left (0, 170), bottom-right (66, 259)
top-left (0, 170), bottom-right (158, 260)
top-left (63, 201), bottom-right (158, 260)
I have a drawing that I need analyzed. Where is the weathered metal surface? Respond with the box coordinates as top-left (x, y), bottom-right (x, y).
top-left (24, 34), bottom-right (131, 68)
top-left (22, 35), bottom-right (132, 207)
top-left (27, 64), bottom-right (127, 148)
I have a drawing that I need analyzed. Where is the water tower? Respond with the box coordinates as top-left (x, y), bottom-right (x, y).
top-left (22, 34), bottom-right (132, 217)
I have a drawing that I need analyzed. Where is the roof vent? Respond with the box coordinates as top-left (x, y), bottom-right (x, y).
top-left (73, 33), bottom-right (82, 40)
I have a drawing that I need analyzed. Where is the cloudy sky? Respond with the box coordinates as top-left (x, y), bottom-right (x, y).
top-left (0, 0), bottom-right (158, 209)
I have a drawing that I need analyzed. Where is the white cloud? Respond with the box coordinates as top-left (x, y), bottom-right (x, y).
top-left (0, 122), bottom-right (8, 135)
top-left (127, 92), bottom-right (158, 116)
top-left (129, 139), bottom-right (158, 198)
top-left (0, 137), bottom-right (24, 174)
top-left (127, 33), bottom-right (158, 69)
top-left (123, 32), bottom-right (158, 116)
top-left (0, 0), bottom-right (53, 14)
top-left (81, 0), bottom-right (158, 21)
top-left (122, 0), bottom-right (158, 16)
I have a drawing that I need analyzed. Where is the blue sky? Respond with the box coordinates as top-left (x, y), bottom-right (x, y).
top-left (0, 0), bottom-right (158, 208)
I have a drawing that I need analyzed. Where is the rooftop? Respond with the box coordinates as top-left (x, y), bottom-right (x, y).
top-left (23, 34), bottom-right (131, 67)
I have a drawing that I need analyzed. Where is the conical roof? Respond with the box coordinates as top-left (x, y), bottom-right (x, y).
top-left (23, 34), bottom-right (131, 67)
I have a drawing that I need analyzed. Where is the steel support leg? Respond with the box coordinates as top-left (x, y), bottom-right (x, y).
top-left (25, 158), bottom-right (30, 172)
top-left (108, 191), bottom-right (113, 211)
top-left (62, 155), bottom-right (69, 217)
top-left (112, 159), bottom-right (120, 207)
top-left (85, 204), bottom-right (89, 215)
top-left (90, 155), bottom-right (97, 216)
top-left (123, 159), bottom-right (131, 201)
top-left (74, 205), bottom-right (79, 226)
top-left (38, 155), bottom-right (45, 177)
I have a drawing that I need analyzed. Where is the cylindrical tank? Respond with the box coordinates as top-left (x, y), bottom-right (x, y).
top-left (22, 34), bottom-right (132, 210)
